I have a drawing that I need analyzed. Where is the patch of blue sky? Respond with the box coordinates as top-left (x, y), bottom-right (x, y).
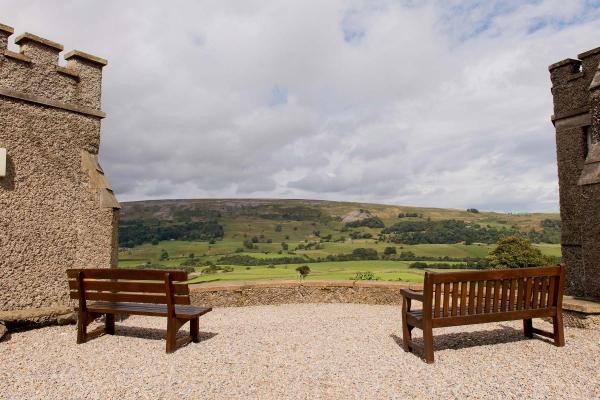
top-left (269, 86), bottom-right (288, 107)
top-left (436, 0), bottom-right (600, 43)
top-left (438, 0), bottom-right (524, 41)
top-left (527, 3), bottom-right (600, 35)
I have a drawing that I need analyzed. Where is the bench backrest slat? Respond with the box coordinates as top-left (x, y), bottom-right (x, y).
top-left (67, 268), bottom-right (188, 281)
top-left (423, 266), bottom-right (564, 320)
top-left (66, 268), bottom-right (191, 306)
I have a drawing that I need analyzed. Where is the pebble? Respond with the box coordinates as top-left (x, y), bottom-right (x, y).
top-left (1, 304), bottom-right (599, 399)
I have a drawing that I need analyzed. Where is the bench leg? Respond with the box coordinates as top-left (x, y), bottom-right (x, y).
top-left (105, 314), bottom-right (115, 335)
top-left (523, 318), bottom-right (533, 338)
top-left (190, 317), bottom-right (200, 343)
top-left (423, 323), bottom-right (434, 364)
top-left (77, 311), bottom-right (88, 344)
top-left (553, 312), bottom-right (565, 347)
top-left (402, 321), bottom-right (413, 352)
top-left (166, 317), bottom-right (177, 354)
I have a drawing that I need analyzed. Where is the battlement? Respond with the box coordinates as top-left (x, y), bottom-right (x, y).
top-left (0, 23), bottom-right (107, 117)
top-left (550, 46), bottom-right (600, 121)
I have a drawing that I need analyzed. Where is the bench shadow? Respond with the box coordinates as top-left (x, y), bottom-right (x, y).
top-left (391, 324), bottom-right (554, 353)
top-left (112, 325), bottom-right (218, 342)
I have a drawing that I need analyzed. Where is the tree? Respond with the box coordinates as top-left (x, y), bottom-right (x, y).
top-left (384, 246), bottom-right (397, 255)
top-left (351, 248), bottom-right (378, 260)
top-left (296, 265), bottom-right (311, 279)
top-left (467, 208), bottom-right (480, 213)
top-left (159, 249), bottom-right (169, 261)
top-left (281, 242), bottom-right (289, 251)
top-left (486, 236), bottom-right (552, 269)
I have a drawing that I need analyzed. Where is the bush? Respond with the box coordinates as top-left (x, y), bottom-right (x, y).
top-left (409, 261), bottom-right (429, 269)
top-left (383, 246), bottom-right (397, 255)
top-left (351, 248), bottom-right (378, 260)
top-left (159, 249), bottom-right (169, 261)
top-left (345, 217), bottom-right (385, 229)
top-left (353, 271), bottom-right (377, 280)
top-left (296, 265), bottom-right (311, 279)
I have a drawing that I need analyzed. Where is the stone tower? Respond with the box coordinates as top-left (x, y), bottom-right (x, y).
top-left (0, 23), bottom-right (119, 324)
top-left (550, 46), bottom-right (600, 300)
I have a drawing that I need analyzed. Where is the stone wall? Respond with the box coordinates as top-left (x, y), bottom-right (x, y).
top-left (190, 280), bottom-right (423, 307)
top-left (550, 46), bottom-right (600, 300)
top-left (0, 23), bottom-right (119, 318)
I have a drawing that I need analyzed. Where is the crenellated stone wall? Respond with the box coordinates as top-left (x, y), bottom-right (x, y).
top-left (550, 46), bottom-right (600, 300)
top-left (0, 22), bottom-right (119, 319)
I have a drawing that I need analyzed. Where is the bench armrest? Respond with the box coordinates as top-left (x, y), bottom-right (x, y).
top-left (400, 288), bottom-right (424, 302)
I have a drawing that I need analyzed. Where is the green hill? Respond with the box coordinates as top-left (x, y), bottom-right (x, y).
top-left (118, 199), bottom-right (561, 282)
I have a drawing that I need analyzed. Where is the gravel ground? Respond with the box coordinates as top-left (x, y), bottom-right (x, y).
top-left (1, 303), bottom-right (599, 400)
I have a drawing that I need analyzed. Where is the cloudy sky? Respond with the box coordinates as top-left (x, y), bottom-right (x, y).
top-left (3, 1), bottom-right (600, 211)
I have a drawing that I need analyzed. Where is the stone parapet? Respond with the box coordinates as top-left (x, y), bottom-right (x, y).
top-left (190, 280), bottom-right (423, 307)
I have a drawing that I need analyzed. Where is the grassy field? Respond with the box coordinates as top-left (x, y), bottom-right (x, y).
top-left (119, 240), bottom-right (559, 264)
top-left (119, 239), bottom-right (561, 283)
top-left (118, 199), bottom-right (562, 283)
top-left (185, 260), bottom-right (467, 284)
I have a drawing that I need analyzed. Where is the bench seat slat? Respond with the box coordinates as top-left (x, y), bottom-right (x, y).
top-left (83, 301), bottom-right (212, 319)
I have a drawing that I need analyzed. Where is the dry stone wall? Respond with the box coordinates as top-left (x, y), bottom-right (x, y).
top-left (0, 23), bottom-right (119, 319)
top-left (190, 280), bottom-right (423, 307)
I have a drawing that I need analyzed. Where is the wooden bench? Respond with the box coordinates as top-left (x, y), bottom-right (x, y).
top-left (67, 268), bottom-right (212, 353)
top-left (401, 265), bottom-right (565, 363)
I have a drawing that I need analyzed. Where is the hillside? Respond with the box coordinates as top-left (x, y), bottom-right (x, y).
top-left (118, 199), bottom-right (561, 282)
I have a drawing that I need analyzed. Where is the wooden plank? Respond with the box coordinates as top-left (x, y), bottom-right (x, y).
top-left (67, 268), bottom-right (188, 281)
top-left (429, 266), bottom-right (561, 283)
top-left (547, 276), bottom-right (556, 307)
top-left (516, 278), bottom-right (524, 311)
top-left (508, 279), bottom-right (516, 312)
top-left (443, 283), bottom-right (450, 317)
top-left (485, 280), bottom-right (493, 313)
top-left (532, 277), bottom-right (541, 309)
top-left (468, 281), bottom-right (476, 315)
top-left (531, 327), bottom-right (556, 339)
top-left (492, 280), bottom-right (500, 313)
top-left (434, 283), bottom-right (442, 318)
top-left (69, 291), bottom-right (190, 305)
top-left (451, 282), bottom-right (459, 317)
top-left (84, 301), bottom-right (212, 319)
top-left (476, 280), bottom-right (484, 314)
top-left (524, 278), bottom-right (533, 310)
top-left (539, 277), bottom-right (548, 308)
top-left (432, 307), bottom-right (556, 328)
top-left (460, 281), bottom-right (467, 316)
top-left (500, 279), bottom-right (508, 312)
top-left (69, 280), bottom-right (189, 295)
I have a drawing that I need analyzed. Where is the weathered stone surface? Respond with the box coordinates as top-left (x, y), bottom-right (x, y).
top-left (551, 46), bottom-right (600, 300)
top-left (190, 280), bottom-right (422, 307)
top-left (563, 311), bottom-right (600, 330)
top-left (0, 322), bottom-right (6, 340)
top-left (0, 305), bottom-right (76, 330)
top-left (0, 22), bottom-right (119, 317)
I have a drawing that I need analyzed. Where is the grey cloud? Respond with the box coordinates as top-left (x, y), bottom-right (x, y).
top-left (2, 0), bottom-right (598, 211)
